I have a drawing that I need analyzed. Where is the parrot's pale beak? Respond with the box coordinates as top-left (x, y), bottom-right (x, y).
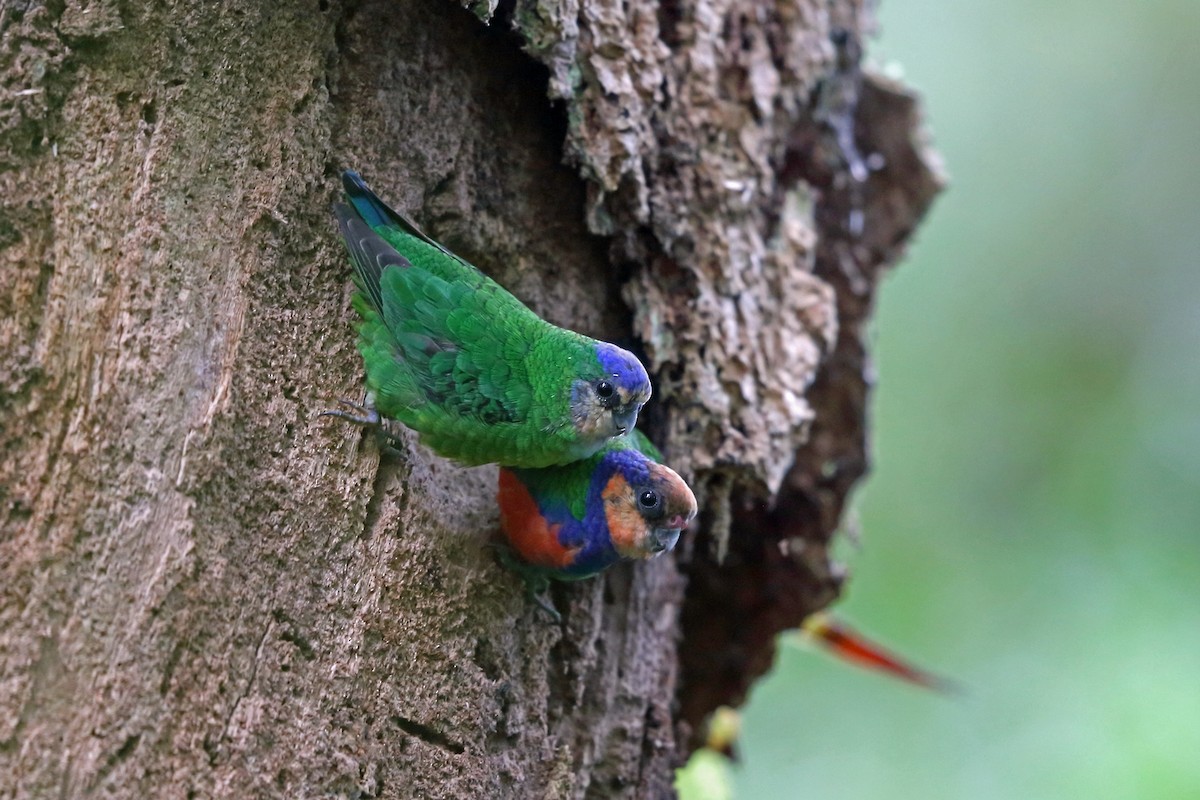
top-left (611, 408), bottom-right (637, 436)
top-left (650, 527), bottom-right (682, 554)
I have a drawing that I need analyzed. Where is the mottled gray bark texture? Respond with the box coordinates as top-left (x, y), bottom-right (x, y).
top-left (0, 0), bottom-right (940, 797)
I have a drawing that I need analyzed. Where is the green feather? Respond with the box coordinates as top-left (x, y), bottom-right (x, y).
top-left (628, 429), bottom-right (662, 462)
top-left (509, 430), bottom-right (661, 521)
top-left (334, 172), bottom-right (628, 467)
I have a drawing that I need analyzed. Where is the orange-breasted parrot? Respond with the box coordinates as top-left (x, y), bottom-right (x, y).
top-left (495, 431), bottom-right (697, 619)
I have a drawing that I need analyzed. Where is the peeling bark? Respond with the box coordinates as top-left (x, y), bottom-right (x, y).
top-left (1, 0), bottom-right (940, 797)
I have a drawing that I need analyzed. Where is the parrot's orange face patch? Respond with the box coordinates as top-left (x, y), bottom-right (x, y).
top-left (497, 470), bottom-right (579, 569)
top-left (603, 464), bottom-right (697, 559)
top-left (601, 473), bottom-right (653, 559)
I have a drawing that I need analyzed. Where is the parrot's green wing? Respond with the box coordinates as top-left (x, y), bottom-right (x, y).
top-left (336, 207), bottom-right (542, 422)
top-left (628, 429), bottom-right (663, 462)
top-left (333, 173), bottom-right (607, 466)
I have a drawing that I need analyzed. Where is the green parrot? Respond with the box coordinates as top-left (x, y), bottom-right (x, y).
top-left (324, 171), bottom-right (652, 467)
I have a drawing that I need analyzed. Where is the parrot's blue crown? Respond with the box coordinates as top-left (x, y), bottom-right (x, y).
top-left (597, 447), bottom-right (654, 485)
top-left (595, 343), bottom-right (650, 396)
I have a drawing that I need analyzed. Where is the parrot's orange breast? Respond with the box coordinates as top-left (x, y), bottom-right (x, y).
top-left (497, 470), bottom-right (580, 569)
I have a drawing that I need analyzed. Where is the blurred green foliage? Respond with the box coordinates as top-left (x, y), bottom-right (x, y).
top-left (680, 0), bottom-right (1200, 797)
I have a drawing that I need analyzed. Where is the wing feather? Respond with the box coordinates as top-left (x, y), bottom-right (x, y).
top-left (333, 203), bottom-right (409, 316)
top-left (335, 171), bottom-right (611, 466)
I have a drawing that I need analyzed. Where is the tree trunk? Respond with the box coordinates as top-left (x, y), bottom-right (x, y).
top-left (0, 0), bottom-right (939, 797)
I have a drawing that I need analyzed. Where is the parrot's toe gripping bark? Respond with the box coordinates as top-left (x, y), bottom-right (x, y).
top-left (320, 398), bottom-right (406, 450)
top-left (488, 542), bottom-right (563, 624)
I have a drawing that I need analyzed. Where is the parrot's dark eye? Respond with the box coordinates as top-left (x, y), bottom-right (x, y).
top-left (596, 380), bottom-right (616, 405)
top-left (638, 490), bottom-right (661, 511)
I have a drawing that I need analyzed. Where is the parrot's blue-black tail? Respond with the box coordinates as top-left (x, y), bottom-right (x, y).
top-left (340, 170), bottom-right (454, 262)
top-left (342, 170), bottom-right (393, 230)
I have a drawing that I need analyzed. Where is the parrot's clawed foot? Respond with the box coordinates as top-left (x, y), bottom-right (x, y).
top-left (520, 570), bottom-right (561, 623)
top-left (489, 542), bottom-right (563, 624)
top-left (320, 399), bottom-right (405, 449)
top-left (528, 589), bottom-right (562, 624)
top-left (320, 398), bottom-right (382, 427)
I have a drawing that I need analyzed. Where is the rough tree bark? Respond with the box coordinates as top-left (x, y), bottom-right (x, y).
top-left (0, 0), bottom-right (939, 797)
